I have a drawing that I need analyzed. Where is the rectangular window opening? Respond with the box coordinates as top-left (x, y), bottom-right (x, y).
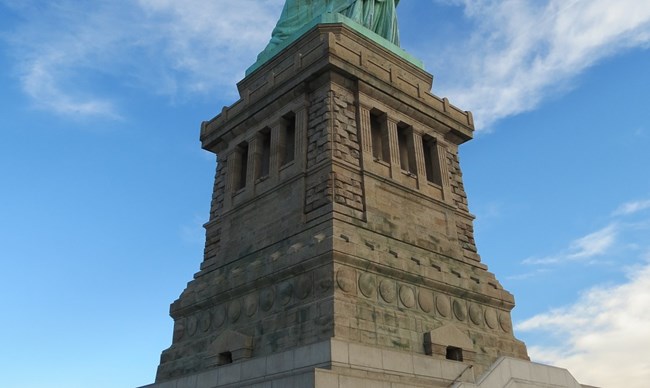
top-left (235, 142), bottom-right (248, 191)
top-left (257, 128), bottom-right (271, 179)
top-left (218, 351), bottom-right (233, 366)
top-left (281, 112), bottom-right (296, 166)
top-left (397, 123), bottom-right (416, 174)
top-left (446, 346), bottom-right (463, 362)
top-left (370, 111), bottom-right (389, 162)
top-left (423, 135), bottom-right (443, 185)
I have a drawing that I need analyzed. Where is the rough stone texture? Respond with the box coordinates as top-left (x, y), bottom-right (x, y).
top-left (148, 23), bottom-right (544, 387)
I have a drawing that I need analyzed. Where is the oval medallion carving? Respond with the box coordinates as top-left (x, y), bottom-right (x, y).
top-left (199, 311), bottom-right (212, 332)
top-left (173, 319), bottom-right (185, 341)
top-left (336, 268), bottom-right (356, 293)
top-left (295, 274), bottom-right (312, 300)
top-left (278, 281), bottom-right (293, 306)
top-left (228, 300), bottom-right (241, 323)
top-left (213, 305), bottom-right (226, 328)
top-left (453, 299), bottom-right (467, 321)
top-left (316, 269), bottom-right (332, 293)
top-left (260, 287), bottom-right (275, 312)
top-left (245, 294), bottom-right (258, 317)
top-left (186, 315), bottom-right (198, 336)
top-left (358, 273), bottom-right (376, 298)
top-left (485, 308), bottom-right (498, 329)
top-left (499, 312), bottom-right (512, 333)
top-left (436, 295), bottom-right (451, 317)
top-left (399, 285), bottom-right (415, 308)
top-left (469, 304), bottom-right (482, 325)
top-left (379, 279), bottom-right (396, 303)
top-left (418, 289), bottom-right (434, 313)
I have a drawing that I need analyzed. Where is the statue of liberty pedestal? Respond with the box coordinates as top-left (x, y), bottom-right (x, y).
top-left (262, 0), bottom-right (400, 56)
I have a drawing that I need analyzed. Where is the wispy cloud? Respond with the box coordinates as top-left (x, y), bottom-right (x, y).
top-left (427, 0), bottom-right (650, 129)
top-left (1, 0), bottom-right (283, 118)
top-left (523, 223), bottom-right (618, 265)
top-left (2, 1), bottom-right (134, 118)
top-left (3, 0), bottom-right (650, 126)
top-left (20, 54), bottom-right (120, 118)
top-left (613, 199), bottom-right (650, 216)
top-left (506, 268), bottom-right (550, 281)
top-left (516, 261), bottom-right (650, 388)
top-left (566, 224), bottom-right (618, 259)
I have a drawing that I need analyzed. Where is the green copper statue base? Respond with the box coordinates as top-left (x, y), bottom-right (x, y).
top-left (246, 12), bottom-right (422, 76)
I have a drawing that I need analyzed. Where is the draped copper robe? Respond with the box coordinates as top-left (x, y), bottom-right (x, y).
top-left (262, 0), bottom-right (400, 57)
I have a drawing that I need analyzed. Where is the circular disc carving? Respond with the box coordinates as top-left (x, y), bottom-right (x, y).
top-left (379, 279), bottom-right (396, 303)
top-left (173, 319), bottom-right (185, 341)
top-left (399, 285), bottom-right (416, 308)
top-left (418, 290), bottom-right (434, 313)
top-left (469, 304), bottom-right (482, 325)
top-left (260, 287), bottom-right (275, 312)
top-left (436, 295), bottom-right (451, 317)
top-left (499, 312), bottom-right (512, 333)
top-left (316, 269), bottom-right (332, 293)
top-left (186, 315), bottom-right (198, 336)
top-left (336, 269), bottom-right (356, 293)
top-left (245, 294), bottom-right (258, 317)
top-left (358, 273), bottom-right (376, 298)
top-left (199, 311), bottom-right (212, 332)
top-left (485, 308), bottom-right (498, 329)
top-left (228, 300), bottom-right (241, 323)
top-left (278, 281), bottom-right (293, 306)
top-left (453, 300), bottom-right (467, 321)
top-left (295, 274), bottom-right (312, 300)
top-left (213, 305), bottom-right (226, 328)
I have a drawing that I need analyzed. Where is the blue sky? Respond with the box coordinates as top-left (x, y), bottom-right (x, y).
top-left (1, 1), bottom-right (649, 387)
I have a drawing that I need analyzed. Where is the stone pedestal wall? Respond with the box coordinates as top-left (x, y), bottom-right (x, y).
top-left (152, 23), bottom-right (529, 385)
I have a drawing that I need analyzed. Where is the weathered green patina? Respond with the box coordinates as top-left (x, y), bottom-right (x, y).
top-left (247, 0), bottom-right (417, 76)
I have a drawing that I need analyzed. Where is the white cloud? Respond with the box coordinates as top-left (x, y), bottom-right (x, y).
top-left (427, 0), bottom-right (650, 129)
top-left (516, 261), bottom-right (650, 388)
top-left (614, 199), bottom-right (650, 216)
top-left (4, 0), bottom-right (650, 126)
top-left (2, 0), bottom-right (283, 118)
top-left (566, 224), bottom-right (617, 259)
top-left (523, 223), bottom-right (618, 265)
top-left (135, 0), bottom-right (283, 94)
top-left (3, 1), bottom-right (133, 118)
top-left (20, 54), bottom-right (119, 118)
